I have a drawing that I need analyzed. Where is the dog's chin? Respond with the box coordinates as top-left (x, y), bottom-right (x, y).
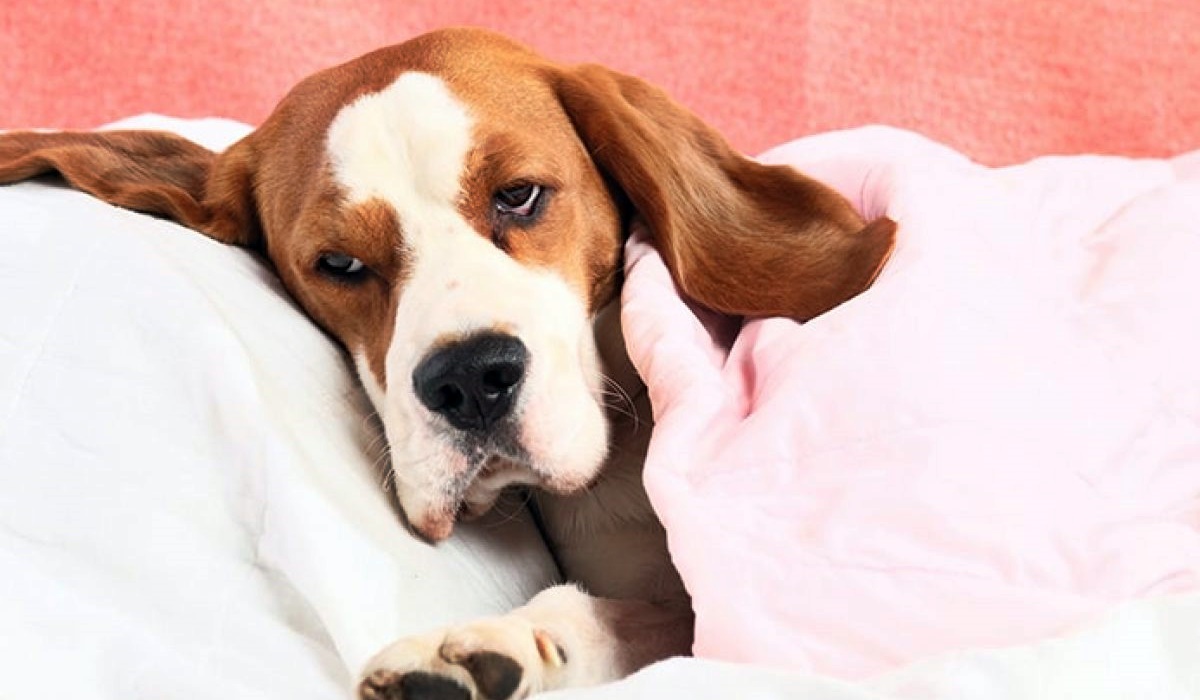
top-left (458, 457), bottom-right (535, 520)
top-left (400, 445), bottom-right (606, 542)
top-left (401, 464), bottom-right (532, 542)
top-left (409, 511), bottom-right (457, 543)
top-left (389, 396), bottom-right (611, 542)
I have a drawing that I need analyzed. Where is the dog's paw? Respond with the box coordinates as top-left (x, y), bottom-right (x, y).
top-left (358, 615), bottom-right (567, 700)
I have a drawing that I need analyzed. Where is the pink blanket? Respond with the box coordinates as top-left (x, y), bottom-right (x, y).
top-left (622, 127), bottom-right (1200, 679)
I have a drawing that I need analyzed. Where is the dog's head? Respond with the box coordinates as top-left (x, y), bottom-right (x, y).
top-left (0, 28), bottom-right (894, 541)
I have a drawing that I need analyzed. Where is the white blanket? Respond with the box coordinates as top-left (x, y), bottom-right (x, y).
top-left (547, 592), bottom-right (1200, 699)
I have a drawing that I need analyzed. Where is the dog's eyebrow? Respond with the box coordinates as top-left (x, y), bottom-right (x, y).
top-left (469, 132), bottom-right (566, 190)
top-left (317, 197), bottom-right (408, 270)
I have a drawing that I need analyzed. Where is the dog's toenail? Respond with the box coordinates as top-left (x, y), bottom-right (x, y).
top-left (533, 629), bottom-right (566, 667)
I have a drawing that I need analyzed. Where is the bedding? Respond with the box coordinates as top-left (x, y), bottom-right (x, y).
top-left (3, 116), bottom-right (1198, 699)
top-left (622, 125), bottom-right (1200, 679)
top-left (545, 592), bottom-right (1200, 699)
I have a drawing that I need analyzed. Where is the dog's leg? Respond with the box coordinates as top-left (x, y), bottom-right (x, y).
top-left (357, 584), bottom-right (692, 699)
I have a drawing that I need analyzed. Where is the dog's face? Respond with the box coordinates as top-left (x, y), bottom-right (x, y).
top-left (0, 28), bottom-right (895, 542)
top-left (250, 36), bottom-right (628, 540)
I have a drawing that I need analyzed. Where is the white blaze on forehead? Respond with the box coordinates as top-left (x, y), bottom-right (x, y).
top-left (327, 71), bottom-right (473, 207)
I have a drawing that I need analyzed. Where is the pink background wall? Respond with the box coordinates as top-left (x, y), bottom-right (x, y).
top-left (3, 0), bottom-right (1199, 164)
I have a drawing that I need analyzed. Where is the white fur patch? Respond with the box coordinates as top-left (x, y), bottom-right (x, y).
top-left (328, 72), bottom-right (474, 208)
top-left (328, 73), bottom-right (608, 538)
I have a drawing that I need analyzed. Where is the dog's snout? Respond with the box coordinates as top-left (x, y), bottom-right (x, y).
top-left (412, 333), bottom-right (528, 432)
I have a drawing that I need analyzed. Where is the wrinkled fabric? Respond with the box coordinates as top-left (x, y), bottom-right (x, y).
top-left (545, 593), bottom-right (1200, 700)
top-left (622, 126), bottom-right (1200, 679)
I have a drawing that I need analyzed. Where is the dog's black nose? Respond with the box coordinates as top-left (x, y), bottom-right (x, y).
top-left (412, 333), bottom-right (528, 433)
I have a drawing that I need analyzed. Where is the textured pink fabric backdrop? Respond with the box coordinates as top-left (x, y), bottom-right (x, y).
top-left (3, 2), bottom-right (1199, 164)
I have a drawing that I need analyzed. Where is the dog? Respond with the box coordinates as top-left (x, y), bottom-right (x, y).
top-left (0, 27), bottom-right (895, 699)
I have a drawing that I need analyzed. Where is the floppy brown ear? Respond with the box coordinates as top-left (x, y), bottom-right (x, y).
top-left (0, 130), bottom-right (260, 247)
top-left (553, 64), bottom-right (895, 321)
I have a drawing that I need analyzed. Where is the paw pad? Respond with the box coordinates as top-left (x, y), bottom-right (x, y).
top-left (457, 651), bottom-right (523, 699)
top-left (359, 669), bottom-right (471, 700)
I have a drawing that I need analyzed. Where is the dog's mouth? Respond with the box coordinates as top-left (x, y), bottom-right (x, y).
top-left (397, 418), bottom-right (603, 542)
top-left (457, 454), bottom-right (538, 518)
top-left (453, 430), bottom-right (530, 501)
top-left (399, 429), bottom-right (540, 542)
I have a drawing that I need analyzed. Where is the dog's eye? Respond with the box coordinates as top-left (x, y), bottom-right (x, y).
top-left (494, 183), bottom-right (543, 218)
top-left (316, 252), bottom-right (367, 281)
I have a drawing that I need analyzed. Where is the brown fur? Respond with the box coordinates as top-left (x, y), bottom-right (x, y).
top-left (552, 63), bottom-right (896, 320)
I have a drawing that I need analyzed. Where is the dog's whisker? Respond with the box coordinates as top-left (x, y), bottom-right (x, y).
top-left (483, 488), bottom-right (535, 530)
top-left (360, 408), bottom-right (382, 429)
top-left (599, 374), bottom-right (641, 430)
top-left (374, 448), bottom-right (445, 494)
top-left (599, 393), bottom-right (640, 423)
top-left (368, 448), bottom-right (395, 489)
top-left (364, 431), bottom-right (389, 458)
top-left (600, 373), bottom-right (636, 410)
top-left (380, 465), bottom-right (396, 492)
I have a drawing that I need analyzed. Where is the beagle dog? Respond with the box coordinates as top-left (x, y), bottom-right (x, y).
top-left (0, 27), bottom-right (894, 700)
